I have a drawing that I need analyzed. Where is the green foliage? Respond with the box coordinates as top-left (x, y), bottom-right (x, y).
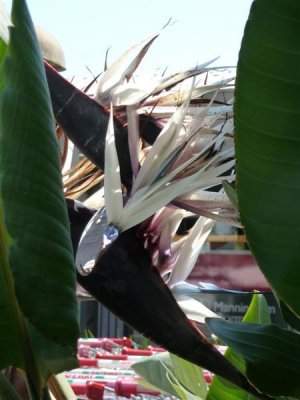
top-left (280, 301), bottom-right (300, 332)
top-left (132, 351), bottom-right (207, 399)
top-left (132, 295), bottom-right (282, 400)
top-left (133, 295), bottom-right (300, 400)
top-left (0, 36), bottom-right (6, 90)
top-left (131, 352), bottom-right (180, 397)
top-left (207, 294), bottom-right (271, 400)
top-left (0, 0), bottom-right (79, 397)
top-left (207, 319), bottom-right (300, 398)
top-left (235, 0), bottom-right (300, 317)
top-left (231, 1), bottom-right (300, 397)
top-left (168, 353), bottom-right (207, 399)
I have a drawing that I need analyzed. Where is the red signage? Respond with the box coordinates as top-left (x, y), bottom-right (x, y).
top-left (188, 252), bottom-right (270, 291)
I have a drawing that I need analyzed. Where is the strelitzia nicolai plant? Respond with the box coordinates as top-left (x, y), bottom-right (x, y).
top-left (57, 6), bottom-right (300, 397)
top-left (69, 33), bottom-right (271, 400)
top-left (3, 0), bottom-right (299, 398)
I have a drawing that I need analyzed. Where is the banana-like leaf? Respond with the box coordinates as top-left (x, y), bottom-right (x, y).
top-left (131, 351), bottom-right (207, 399)
top-left (0, 38), bottom-right (5, 67)
top-left (207, 294), bottom-right (271, 400)
top-left (206, 318), bottom-right (300, 398)
top-left (0, 0), bottom-right (79, 386)
top-left (168, 353), bottom-right (207, 399)
top-left (279, 300), bottom-right (300, 332)
top-left (131, 352), bottom-right (179, 397)
top-left (166, 370), bottom-right (204, 400)
top-left (0, 203), bottom-right (25, 371)
top-left (0, 1), bottom-right (8, 84)
top-left (235, 0), bottom-right (300, 316)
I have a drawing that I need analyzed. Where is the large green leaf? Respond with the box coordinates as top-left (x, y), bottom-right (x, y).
top-left (131, 351), bottom-right (207, 399)
top-left (280, 300), bottom-right (300, 332)
top-left (168, 353), bottom-right (207, 399)
top-left (131, 352), bottom-right (179, 397)
top-left (0, 38), bottom-right (6, 64)
top-left (165, 365), bottom-right (205, 400)
top-left (235, 0), bottom-right (300, 317)
top-left (0, 0), bottom-right (78, 346)
top-left (0, 202), bottom-right (25, 371)
top-left (207, 294), bottom-right (271, 400)
top-left (207, 318), bottom-right (300, 398)
top-left (0, 0), bottom-right (79, 391)
top-left (0, 35), bottom-right (7, 90)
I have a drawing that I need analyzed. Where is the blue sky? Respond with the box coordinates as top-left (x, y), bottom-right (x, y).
top-left (7, 0), bottom-right (253, 78)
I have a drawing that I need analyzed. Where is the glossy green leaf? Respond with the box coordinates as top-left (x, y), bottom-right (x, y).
top-left (279, 300), bottom-right (300, 332)
top-left (131, 352), bottom-right (179, 397)
top-left (0, 200), bottom-right (25, 371)
top-left (0, 37), bottom-right (6, 62)
top-left (132, 351), bottom-right (207, 399)
top-left (0, 0), bottom-right (78, 347)
top-left (168, 353), bottom-right (207, 398)
top-left (235, 0), bottom-right (300, 317)
top-left (207, 294), bottom-right (271, 400)
top-left (165, 367), bottom-right (205, 400)
top-left (207, 318), bottom-right (300, 398)
top-left (0, 37), bottom-right (7, 91)
top-left (0, 0), bottom-right (79, 389)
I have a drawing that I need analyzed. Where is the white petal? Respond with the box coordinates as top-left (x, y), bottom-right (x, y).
top-left (104, 106), bottom-right (123, 225)
top-left (126, 105), bottom-right (141, 179)
top-left (94, 34), bottom-right (158, 106)
top-left (175, 295), bottom-right (219, 323)
top-left (167, 216), bottom-right (215, 287)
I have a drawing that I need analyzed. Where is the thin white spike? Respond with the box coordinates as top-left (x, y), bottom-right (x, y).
top-left (104, 106), bottom-right (123, 225)
top-left (126, 105), bottom-right (141, 179)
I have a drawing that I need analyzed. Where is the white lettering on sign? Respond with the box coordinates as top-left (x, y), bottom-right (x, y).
top-left (214, 302), bottom-right (276, 315)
